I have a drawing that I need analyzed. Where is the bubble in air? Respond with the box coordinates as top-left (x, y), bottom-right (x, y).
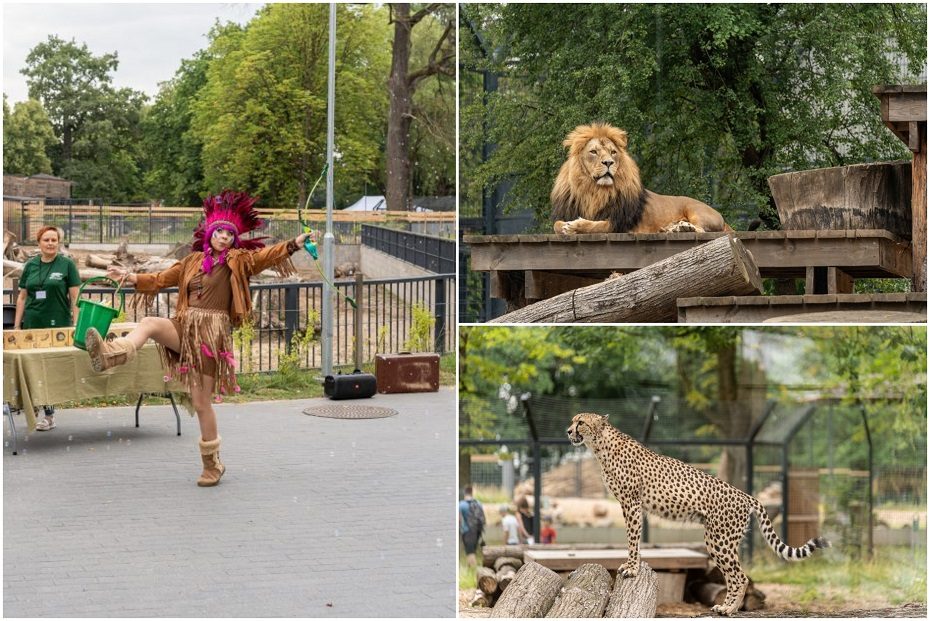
top-left (435, 538), bottom-right (443, 548)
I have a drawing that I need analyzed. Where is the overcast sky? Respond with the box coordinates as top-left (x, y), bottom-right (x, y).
top-left (3, 2), bottom-right (263, 104)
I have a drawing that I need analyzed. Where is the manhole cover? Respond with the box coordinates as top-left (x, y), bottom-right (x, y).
top-left (303, 404), bottom-right (398, 420)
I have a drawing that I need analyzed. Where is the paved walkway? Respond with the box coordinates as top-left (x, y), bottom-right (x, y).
top-left (4, 389), bottom-right (457, 617)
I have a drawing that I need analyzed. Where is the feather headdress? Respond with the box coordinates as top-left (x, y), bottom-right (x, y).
top-left (192, 190), bottom-right (268, 273)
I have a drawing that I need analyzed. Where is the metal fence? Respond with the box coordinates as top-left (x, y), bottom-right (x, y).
top-left (3, 200), bottom-right (454, 246)
top-left (361, 224), bottom-right (456, 273)
top-left (4, 274), bottom-right (454, 371)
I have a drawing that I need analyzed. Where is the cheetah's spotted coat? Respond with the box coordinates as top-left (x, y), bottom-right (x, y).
top-left (567, 413), bottom-right (830, 615)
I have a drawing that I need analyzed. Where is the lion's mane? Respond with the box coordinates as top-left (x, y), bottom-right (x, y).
top-left (551, 122), bottom-right (648, 233)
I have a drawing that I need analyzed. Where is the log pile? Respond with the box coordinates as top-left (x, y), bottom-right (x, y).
top-left (469, 545), bottom-right (767, 616)
top-left (475, 560), bottom-right (658, 618)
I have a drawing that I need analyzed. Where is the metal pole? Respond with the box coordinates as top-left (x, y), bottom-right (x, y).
top-left (321, 2), bottom-right (336, 377)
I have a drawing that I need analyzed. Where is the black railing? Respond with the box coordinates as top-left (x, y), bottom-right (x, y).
top-left (361, 224), bottom-right (455, 273)
top-left (4, 274), bottom-right (454, 371)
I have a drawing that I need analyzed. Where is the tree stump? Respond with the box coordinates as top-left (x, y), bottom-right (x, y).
top-left (604, 562), bottom-right (657, 618)
top-left (767, 161), bottom-right (912, 239)
top-left (477, 567), bottom-right (499, 597)
top-left (490, 561), bottom-right (562, 618)
top-left (546, 563), bottom-right (613, 618)
top-left (489, 236), bottom-right (762, 323)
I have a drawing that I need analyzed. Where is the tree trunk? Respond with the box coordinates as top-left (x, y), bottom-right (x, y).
top-left (546, 563), bottom-right (612, 618)
top-left (490, 561), bottom-right (562, 618)
top-left (489, 236), bottom-right (762, 323)
top-left (386, 4), bottom-right (414, 212)
top-left (604, 562), bottom-right (657, 618)
top-left (477, 567), bottom-right (499, 596)
top-left (470, 590), bottom-right (491, 608)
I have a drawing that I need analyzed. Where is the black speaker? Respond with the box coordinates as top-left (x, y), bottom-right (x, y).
top-left (324, 370), bottom-right (377, 400)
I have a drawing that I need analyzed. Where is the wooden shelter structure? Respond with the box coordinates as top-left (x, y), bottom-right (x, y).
top-left (873, 84), bottom-right (927, 292)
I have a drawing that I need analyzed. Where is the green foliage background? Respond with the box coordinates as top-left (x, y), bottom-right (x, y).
top-left (4, 5), bottom-right (455, 207)
top-left (460, 3), bottom-right (927, 229)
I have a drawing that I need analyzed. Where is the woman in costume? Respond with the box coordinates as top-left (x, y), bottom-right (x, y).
top-left (84, 191), bottom-right (311, 487)
top-left (14, 225), bottom-right (81, 431)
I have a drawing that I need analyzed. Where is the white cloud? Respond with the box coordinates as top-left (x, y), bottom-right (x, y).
top-left (3, 2), bottom-right (263, 103)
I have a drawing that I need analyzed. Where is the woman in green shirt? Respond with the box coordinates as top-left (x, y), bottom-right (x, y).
top-left (13, 225), bottom-right (81, 430)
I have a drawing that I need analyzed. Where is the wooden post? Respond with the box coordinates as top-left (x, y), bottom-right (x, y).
top-left (546, 563), bottom-right (612, 618)
top-left (873, 85), bottom-right (927, 292)
top-left (489, 236), bottom-right (762, 323)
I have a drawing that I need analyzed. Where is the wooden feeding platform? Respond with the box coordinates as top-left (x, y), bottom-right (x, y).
top-left (465, 229), bottom-right (923, 322)
top-left (524, 547), bottom-right (708, 572)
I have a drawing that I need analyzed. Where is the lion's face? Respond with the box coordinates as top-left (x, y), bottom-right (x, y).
top-left (551, 123), bottom-right (644, 224)
top-left (567, 413), bottom-right (608, 446)
top-left (579, 136), bottom-right (621, 187)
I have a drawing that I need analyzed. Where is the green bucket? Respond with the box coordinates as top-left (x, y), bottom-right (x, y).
top-left (73, 276), bottom-right (126, 351)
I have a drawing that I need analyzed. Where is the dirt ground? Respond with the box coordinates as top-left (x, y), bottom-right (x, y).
top-left (458, 587), bottom-right (927, 618)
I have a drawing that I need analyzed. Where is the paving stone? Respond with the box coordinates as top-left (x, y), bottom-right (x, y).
top-left (4, 388), bottom-right (457, 617)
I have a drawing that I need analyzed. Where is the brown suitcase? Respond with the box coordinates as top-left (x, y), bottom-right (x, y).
top-left (375, 352), bottom-right (440, 394)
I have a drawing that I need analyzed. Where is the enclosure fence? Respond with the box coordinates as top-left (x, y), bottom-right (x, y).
top-left (362, 224), bottom-right (456, 273)
top-left (461, 394), bottom-right (926, 561)
top-left (4, 274), bottom-right (454, 370)
top-left (3, 199), bottom-right (455, 246)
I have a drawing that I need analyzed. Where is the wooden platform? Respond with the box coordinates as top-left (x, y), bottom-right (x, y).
top-left (678, 293), bottom-right (927, 323)
top-left (524, 548), bottom-right (709, 572)
top-left (465, 230), bottom-right (914, 315)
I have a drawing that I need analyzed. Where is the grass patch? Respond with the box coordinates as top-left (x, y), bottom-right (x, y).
top-left (459, 554), bottom-right (478, 589)
top-left (57, 352), bottom-right (455, 408)
top-left (749, 545), bottom-right (926, 605)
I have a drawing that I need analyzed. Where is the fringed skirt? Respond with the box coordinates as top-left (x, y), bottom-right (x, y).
top-left (160, 307), bottom-right (239, 403)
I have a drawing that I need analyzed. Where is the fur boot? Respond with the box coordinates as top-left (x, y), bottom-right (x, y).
top-left (85, 328), bottom-right (137, 372)
top-left (197, 437), bottom-right (226, 487)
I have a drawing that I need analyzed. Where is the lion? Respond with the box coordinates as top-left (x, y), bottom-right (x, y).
top-left (552, 122), bottom-right (731, 234)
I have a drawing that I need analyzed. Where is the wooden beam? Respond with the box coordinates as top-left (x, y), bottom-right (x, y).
top-left (466, 231), bottom-right (912, 279)
top-left (677, 293), bottom-right (927, 323)
top-left (524, 271), bottom-right (602, 301)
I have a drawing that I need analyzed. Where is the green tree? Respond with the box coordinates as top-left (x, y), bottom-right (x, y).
top-left (2, 96), bottom-right (56, 175)
top-left (141, 47), bottom-right (213, 204)
top-left (461, 3), bottom-right (926, 229)
top-left (192, 4), bottom-right (391, 208)
top-left (21, 35), bottom-right (147, 200)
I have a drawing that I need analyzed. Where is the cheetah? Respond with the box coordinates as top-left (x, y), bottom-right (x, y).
top-left (567, 412), bottom-right (830, 616)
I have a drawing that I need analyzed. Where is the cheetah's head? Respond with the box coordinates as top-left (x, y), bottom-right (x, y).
top-left (567, 413), bottom-right (609, 446)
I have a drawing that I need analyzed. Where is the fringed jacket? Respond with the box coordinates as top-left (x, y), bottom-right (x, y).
top-left (132, 240), bottom-right (299, 327)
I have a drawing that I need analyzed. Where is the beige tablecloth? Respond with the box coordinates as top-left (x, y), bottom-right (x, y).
top-left (3, 345), bottom-right (185, 432)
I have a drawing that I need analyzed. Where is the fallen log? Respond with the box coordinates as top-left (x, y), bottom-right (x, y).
top-left (496, 565), bottom-right (517, 591)
top-left (490, 561), bottom-right (562, 618)
top-left (482, 545), bottom-right (526, 567)
top-left (489, 235), bottom-right (762, 323)
top-left (692, 579), bottom-right (765, 612)
top-left (86, 253), bottom-right (116, 269)
top-left (470, 590), bottom-right (491, 608)
top-left (546, 563), bottom-right (612, 618)
top-left (604, 561), bottom-right (657, 618)
top-left (493, 557), bottom-right (523, 573)
top-left (477, 567), bottom-right (499, 597)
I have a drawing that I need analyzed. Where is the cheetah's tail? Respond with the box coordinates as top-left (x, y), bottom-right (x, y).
top-left (751, 498), bottom-right (831, 561)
